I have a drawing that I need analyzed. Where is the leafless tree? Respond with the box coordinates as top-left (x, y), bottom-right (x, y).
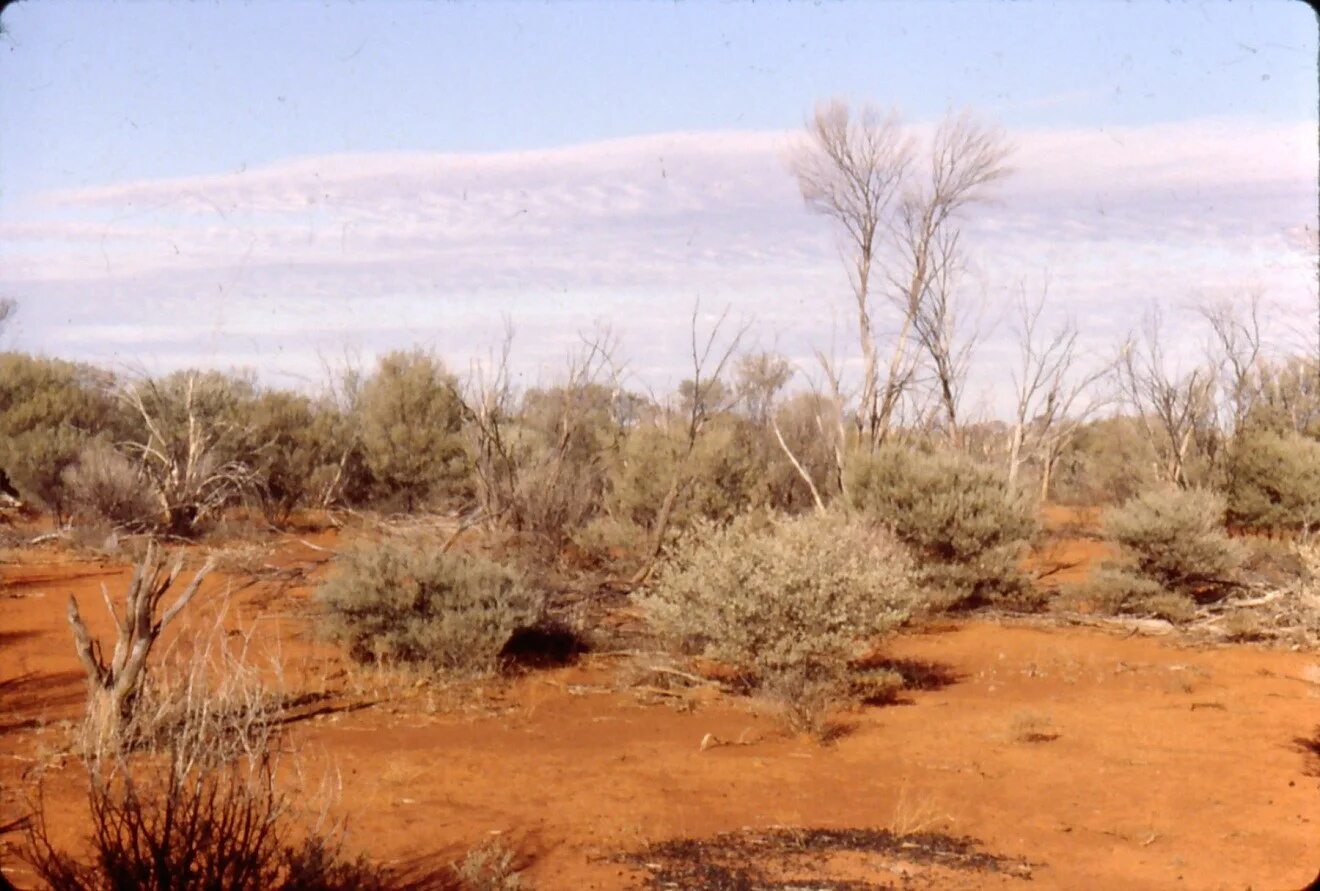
top-left (119, 373), bottom-right (253, 535)
top-left (1006, 282), bottom-right (1113, 499)
top-left (630, 306), bottom-right (746, 585)
top-left (792, 101), bottom-right (911, 445)
top-left (1115, 307), bottom-right (1215, 487)
top-left (791, 100), bottom-right (1009, 450)
top-left (0, 297), bottom-right (15, 335)
top-left (67, 541), bottom-right (215, 744)
top-left (1198, 290), bottom-right (1267, 438)
top-left (909, 229), bottom-right (983, 444)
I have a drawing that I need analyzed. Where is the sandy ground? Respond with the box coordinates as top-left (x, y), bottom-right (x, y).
top-left (0, 520), bottom-right (1317, 890)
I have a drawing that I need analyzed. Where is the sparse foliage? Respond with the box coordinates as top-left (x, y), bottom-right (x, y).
top-left (66, 541), bottom-right (216, 745)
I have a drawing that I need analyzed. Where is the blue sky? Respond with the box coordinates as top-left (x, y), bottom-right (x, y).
top-left (0, 0), bottom-right (1315, 408)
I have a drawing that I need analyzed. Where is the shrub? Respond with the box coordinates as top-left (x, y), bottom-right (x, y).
top-left (639, 512), bottom-right (920, 715)
top-left (1224, 430), bottom-right (1320, 534)
top-left (606, 417), bottom-right (760, 533)
top-left (0, 354), bottom-right (121, 523)
top-left (1082, 566), bottom-right (1197, 623)
top-left (1102, 486), bottom-right (1241, 599)
top-left (238, 391), bottom-right (351, 525)
top-left (317, 540), bottom-right (543, 675)
top-left (845, 445), bottom-right (1038, 609)
top-left (62, 441), bottom-right (160, 530)
top-left (357, 350), bottom-right (468, 511)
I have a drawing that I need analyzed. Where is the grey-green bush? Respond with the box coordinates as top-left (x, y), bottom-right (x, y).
top-left (61, 441), bottom-right (159, 529)
top-left (1102, 486), bottom-right (1241, 600)
top-left (316, 540), bottom-right (543, 675)
top-left (640, 512), bottom-right (920, 712)
top-left (0, 354), bottom-right (121, 523)
top-left (845, 445), bottom-right (1038, 609)
top-left (1224, 430), bottom-right (1320, 534)
top-left (356, 350), bottom-right (468, 511)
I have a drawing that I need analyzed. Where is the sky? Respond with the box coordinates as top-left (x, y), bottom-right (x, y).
top-left (0, 0), bottom-right (1316, 413)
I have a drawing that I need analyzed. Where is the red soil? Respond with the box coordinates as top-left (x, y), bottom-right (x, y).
top-left (1, 527), bottom-right (1317, 890)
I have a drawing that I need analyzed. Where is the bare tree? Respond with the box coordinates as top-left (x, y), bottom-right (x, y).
top-left (630, 306), bottom-right (746, 585)
top-left (67, 541), bottom-right (215, 743)
top-left (792, 101), bottom-right (911, 445)
top-left (1006, 282), bottom-right (1113, 498)
top-left (1115, 307), bottom-right (1215, 487)
top-left (0, 297), bottom-right (15, 335)
top-left (119, 373), bottom-right (253, 535)
top-left (791, 100), bottom-right (1009, 450)
top-left (1198, 290), bottom-right (1267, 438)
top-left (909, 229), bottom-right (982, 445)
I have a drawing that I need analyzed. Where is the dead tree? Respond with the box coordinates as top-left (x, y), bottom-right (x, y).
top-left (630, 306), bottom-right (745, 585)
top-left (1006, 282), bottom-right (1113, 499)
top-left (791, 101), bottom-right (911, 446)
top-left (67, 541), bottom-right (215, 743)
top-left (119, 373), bottom-right (253, 535)
top-left (1198, 291), bottom-right (1267, 438)
top-left (1116, 308), bottom-right (1215, 487)
top-left (791, 101), bottom-right (1009, 456)
top-left (910, 228), bottom-right (982, 445)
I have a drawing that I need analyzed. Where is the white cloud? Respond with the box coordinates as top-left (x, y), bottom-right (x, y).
top-left (1, 118), bottom-right (1314, 411)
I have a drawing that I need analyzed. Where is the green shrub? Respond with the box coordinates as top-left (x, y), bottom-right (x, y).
top-left (1048, 416), bottom-right (1162, 507)
top-left (1224, 430), bottom-right (1320, 534)
top-left (639, 512), bottom-right (920, 713)
top-left (237, 391), bottom-right (352, 524)
top-left (317, 541), bottom-right (543, 675)
top-left (357, 350), bottom-right (468, 511)
top-left (606, 417), bottom-right (760, 533)
top-left (1102, 486), bottom-right (1241, 599)
top-left (845, 445), bottom-right (1038, 609)
top-left (0, 354), bottom-right (121, 522)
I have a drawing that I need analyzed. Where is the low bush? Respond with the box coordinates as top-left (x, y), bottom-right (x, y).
top-left (24, 746), bottom-right (395, 891)
top-left (317, 540), bottom-right (544, 675)
top-left (27, 579), bottom-right (397, 891)
top-left (1102, 486), bottom-right (1241, 600)
top-left (1081, 566), bottom-right (1197, 623)
top-left (639, 512), bottom-right (921, 721)
top-left (1224, 429), bottom-right (1320, 534)
top-left (845, 445), bottom-right (1038, 609)
top-left (62, 441), bottom-right (160, 530)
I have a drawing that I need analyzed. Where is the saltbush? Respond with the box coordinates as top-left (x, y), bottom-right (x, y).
top-left (845, 445), bottom-right (1038, 608)
top-left (317, 541), bottom-right (543, 675)
top-left (1224, 429), bottom-right (1320, 534)
top-left (640, 512), bottom-right (920, 711)
top-left (1102, 486), bottom-right (1240, 600)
